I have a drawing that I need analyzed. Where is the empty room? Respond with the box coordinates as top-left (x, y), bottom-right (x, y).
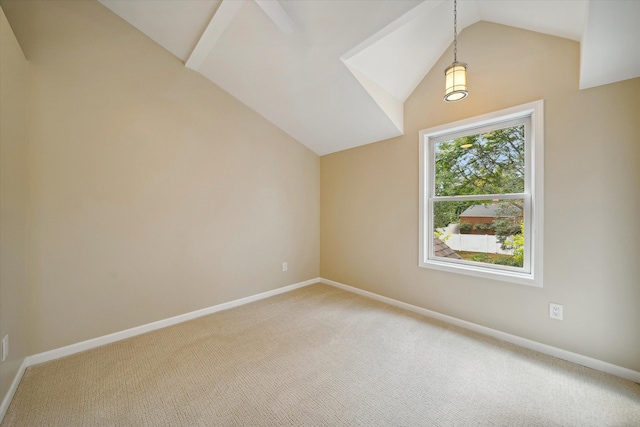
top-left (1, 0), bottom-right (639, 425)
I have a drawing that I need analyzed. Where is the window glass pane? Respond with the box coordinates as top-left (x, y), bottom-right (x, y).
top-left (433, 199), bottom-right (525, 268)
top-left (434, 124), bottom-right (525, 197)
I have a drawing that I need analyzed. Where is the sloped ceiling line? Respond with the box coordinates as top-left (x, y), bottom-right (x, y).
top-left (99, 0), bottom-right (640, 155)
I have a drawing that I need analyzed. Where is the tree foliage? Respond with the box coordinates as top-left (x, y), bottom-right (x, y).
top-left (511, 221), bottom-right (525, 266)
top-left (435, 125), bottom-right (525, 197)
top-left (493, 220), bottom-right (525, 267)
top-left (492, 203), bottom-right (523, 249)
top-left (433, 125), bottom-right (526, 241)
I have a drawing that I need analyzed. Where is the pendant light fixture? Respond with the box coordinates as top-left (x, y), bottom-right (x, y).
top-left (444, 0), bottom-right (468, 102)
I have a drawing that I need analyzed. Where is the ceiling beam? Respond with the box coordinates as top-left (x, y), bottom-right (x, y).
top-left (254, 0), bottom-right (295, 34)
top-left (185, 0), bottom-right (247, 71)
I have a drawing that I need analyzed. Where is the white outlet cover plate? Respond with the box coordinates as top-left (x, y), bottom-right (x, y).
top-left (549, 303), bottom-right (564, 320)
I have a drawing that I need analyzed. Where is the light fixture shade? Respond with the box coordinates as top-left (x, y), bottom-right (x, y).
top-left (444, 61), bottom-right (468, 102)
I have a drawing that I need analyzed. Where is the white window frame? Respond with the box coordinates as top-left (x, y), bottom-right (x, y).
top-left (419, 100), bottom-right (544, 287)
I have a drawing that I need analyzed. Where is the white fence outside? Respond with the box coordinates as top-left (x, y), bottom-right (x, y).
top-left (443, 234), bottom-right (513, 255)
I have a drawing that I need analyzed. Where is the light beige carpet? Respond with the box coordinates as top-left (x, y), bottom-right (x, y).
top-left (2, 283), bottom-right (639, 426)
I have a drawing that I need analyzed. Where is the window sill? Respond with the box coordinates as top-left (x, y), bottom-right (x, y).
top-left (419, 259), bottom-right (542, 287)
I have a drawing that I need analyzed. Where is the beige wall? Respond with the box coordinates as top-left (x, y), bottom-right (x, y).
top-left (1, 0), bottom-right (319, 354)
top-left (0, 5), bottom-right (28, 402)
top-left (1, 0), bottom-right (638, 376)
top-left (321, 22), bottom-right (640, 372)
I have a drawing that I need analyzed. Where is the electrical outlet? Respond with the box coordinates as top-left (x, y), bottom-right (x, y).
top-left (549, 303), bottom-right (563, 320)
top-left (2, 335), bottom-right (8, 361)
top-left (282, 262), bottom-right (288, 272)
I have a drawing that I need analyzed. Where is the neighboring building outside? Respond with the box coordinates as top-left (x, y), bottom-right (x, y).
top-left (458, 203), bottom-right (521, 235)
top-left (433, 238), bottom-right (462, 259)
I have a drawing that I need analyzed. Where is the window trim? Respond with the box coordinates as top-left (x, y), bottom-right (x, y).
top-left (419, 100), bottom-right (544, 287)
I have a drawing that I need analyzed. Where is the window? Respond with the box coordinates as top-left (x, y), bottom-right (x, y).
top-left (419, 101), bottom-right (543, 286)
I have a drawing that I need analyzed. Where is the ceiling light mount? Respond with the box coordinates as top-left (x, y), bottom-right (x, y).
top-left (444, 0), bottom-right (468, 102)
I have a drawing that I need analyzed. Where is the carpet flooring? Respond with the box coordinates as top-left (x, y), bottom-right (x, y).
top-left (2, 283), bottom-right (639, 426)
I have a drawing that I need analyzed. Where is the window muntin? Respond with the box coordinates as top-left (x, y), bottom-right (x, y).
top-left (419, 101), bottom-right (543, 286)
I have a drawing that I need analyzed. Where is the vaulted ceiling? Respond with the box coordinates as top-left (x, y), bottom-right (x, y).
top-left (99, 0), bottom-right (640, 155)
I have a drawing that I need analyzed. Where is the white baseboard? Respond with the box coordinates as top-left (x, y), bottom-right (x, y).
top-left (26, 278), bottom-right (320, 367)
top-left (5, 274), bottom-right (637, 424)
top-left (0, 358), bottom-right (28, 423)
top-left (320, 278), bottom-right (640, 384)
top-left (1, 278), bottom-right (319, 423)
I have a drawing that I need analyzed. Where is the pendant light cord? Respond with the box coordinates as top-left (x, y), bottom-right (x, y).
top-left (453, 0), bottom-right (458, 62)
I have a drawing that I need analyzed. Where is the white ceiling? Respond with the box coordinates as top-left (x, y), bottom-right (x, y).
top-left (99, 0), bottom-right (640, 155)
